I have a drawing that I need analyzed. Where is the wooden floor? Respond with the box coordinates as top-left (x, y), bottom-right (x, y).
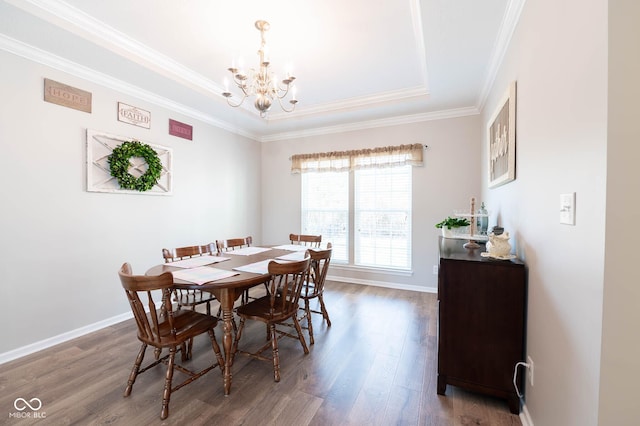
top-left (1, 282), bottom-right (521, 426)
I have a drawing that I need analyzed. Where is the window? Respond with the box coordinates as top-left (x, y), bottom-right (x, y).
top-left (295, 144), bottom-right (421, 271)
top-left (354, 166), bottom-right (411, 269)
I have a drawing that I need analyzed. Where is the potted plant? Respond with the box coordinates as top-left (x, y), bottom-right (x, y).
top-left (435, 216), bottom-right (470, 238)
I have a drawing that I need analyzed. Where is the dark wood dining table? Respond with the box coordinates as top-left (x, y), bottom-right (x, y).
top-left (145, 247), bottom-right (297, 395)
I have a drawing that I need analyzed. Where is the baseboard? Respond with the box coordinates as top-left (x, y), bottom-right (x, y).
top-left (520, 402), bottom-right (534, 426)
top-left (0, 311), bottom-right (132, 365)
top-left (327, 274), bottom-right (437, 294)
top-left (1, 279), bottom-right (435, 365)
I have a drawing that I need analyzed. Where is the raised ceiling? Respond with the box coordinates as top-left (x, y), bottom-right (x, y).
top-left (0, 0), bottom-right (522, 141)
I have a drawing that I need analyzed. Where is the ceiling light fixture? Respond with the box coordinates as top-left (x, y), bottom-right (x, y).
top-left (222, 20), bottom-right (298, 118)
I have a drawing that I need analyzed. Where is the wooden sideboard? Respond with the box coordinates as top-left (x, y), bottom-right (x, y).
top-left (436, 237), bottom-right (526, 414)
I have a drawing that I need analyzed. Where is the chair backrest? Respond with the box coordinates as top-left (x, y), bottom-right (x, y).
top-left (216, 236), bottom-right (252, 253)
top-left (289, 233), bottom-right (322, 247)
top-left (162, 244), bottom-right (215, 263)
top-left (305, 243), bottom-right (332, 298)
top-left (266, 256), bottom-right (311, 318)
top-left (118, 263), bottom-right (177, 346)
top-left (200, 243), bottom-right (216, 255)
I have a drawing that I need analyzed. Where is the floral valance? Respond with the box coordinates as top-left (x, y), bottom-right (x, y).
top-left (290, 143), bottom-right (424, 173)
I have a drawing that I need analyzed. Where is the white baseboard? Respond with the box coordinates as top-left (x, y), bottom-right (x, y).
top-left (0, 311), bottom-right (132, 365)
top-left (327, 274), bottom-right (437, 294)
top-left (1, 279), bottom-right (435, 365)
top-left (520, 403), bottom-right (533, 426)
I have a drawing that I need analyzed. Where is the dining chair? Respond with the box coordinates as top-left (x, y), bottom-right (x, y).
top-left (216, 236), bottom-right (255, 304)
top-left (299, 243), bottom-right (333, 344)
top-left (162, 245), bottom-right (217, 315)
top-left (215, 236), bottom-right (253, 253)
top-left (118, 263), bottom-right (224, 420)
top-left (232, 257), bottom-right (311, 382)
top-left (289, 233), bottom-right (322, 247)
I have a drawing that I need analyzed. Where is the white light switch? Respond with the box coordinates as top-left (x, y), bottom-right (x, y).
top-left (560, 193), bottom-right (576, 225)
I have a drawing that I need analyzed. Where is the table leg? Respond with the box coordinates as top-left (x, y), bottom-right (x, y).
top-left (214, 288), bottom-right (236, 396)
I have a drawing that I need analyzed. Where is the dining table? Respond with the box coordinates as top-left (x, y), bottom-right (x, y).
top-left (145, 245), bottom-right (308, 395)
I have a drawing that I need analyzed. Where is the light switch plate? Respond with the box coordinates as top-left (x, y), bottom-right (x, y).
top-left (560, 193), bottom-right (576, 225)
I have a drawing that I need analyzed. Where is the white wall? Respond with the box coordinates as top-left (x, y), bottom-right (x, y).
top-left (261, 116), bottom-right (481, 291)
top-left (598, 2), bottom-right (640, 424)
top-left (480, 0), bottom-right (608, 424)
top-left (0, 51), bottom-right (262, 355)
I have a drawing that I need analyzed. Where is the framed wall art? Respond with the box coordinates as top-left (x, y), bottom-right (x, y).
top-left (86, 129), bottom-right (172, 195)
top-left (117, 102), bottom-right (151, 129)
top-left (488, 81), bottom-right (516, 188)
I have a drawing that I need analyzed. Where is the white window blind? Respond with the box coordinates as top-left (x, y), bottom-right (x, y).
top-left (354, 166), bottom-right (412, 269)
top-left (301, 171), bottom-right (349, 263)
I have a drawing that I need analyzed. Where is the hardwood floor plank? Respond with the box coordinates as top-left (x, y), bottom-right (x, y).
top-left (0, 280), bottom-right (521, 425)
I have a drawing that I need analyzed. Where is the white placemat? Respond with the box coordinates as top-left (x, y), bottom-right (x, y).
top-left (172, 267), bottom-right (239, 285)
top-left (168, 255), bottom-right (231, 269)
top-left (272, 244), bottom-right (309, 251)
top-left (224, 246), bottom-right (272, 256)
top-left (276, 251), bottom-right (308, 261)
top-left (232, 259), bottom-right (274, 274)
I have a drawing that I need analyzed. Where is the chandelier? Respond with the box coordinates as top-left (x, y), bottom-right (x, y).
top-left (222, 20), bottom-right (298, 118)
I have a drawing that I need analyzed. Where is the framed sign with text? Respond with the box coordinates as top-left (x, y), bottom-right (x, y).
top-left (44, 78), bottom-right (92, 113)
top-left (169, 119), bottom-right (193, 140)
top-left (117, 102), bottom-right (151, 129)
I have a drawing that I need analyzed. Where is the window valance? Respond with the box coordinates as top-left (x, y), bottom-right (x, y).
top-left (291, 143), bottom-right (424, 173)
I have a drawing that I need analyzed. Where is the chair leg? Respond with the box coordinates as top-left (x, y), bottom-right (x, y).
top-left (305, 299), bottom-right (314, 345)
top-left (231, 317), bottom-right (246, 364)
top-left (318, 294), bottom-right (331, 326)
top-left (124, 343), bottom-right (147, 397)
top-left (270, 324), bottom-right (281, 382)
top-left (208, 329), bottom-right (225, 372)
top-left (292, 316), bottom-right (310, 355)
top-left (161, 347), bottom-right (176, 420)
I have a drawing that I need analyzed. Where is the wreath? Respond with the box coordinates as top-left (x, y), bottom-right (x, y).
top-left (108, 141), bottom-right (162, 192)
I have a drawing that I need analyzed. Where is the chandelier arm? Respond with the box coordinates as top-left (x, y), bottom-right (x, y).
top-left (225, 93), bottom-right (248, 108)
top-left (276, 96), bottom-right (297, 113)
top-left (275, 84), bottom-right (291, 100)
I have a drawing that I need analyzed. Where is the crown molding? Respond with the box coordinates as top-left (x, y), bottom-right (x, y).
top-left (476, 0), bottom-right (527, 111)
top-left (267, 86), bottom-right (430, 121)
top-left (11, 0), bottom-right (433, 124)
top-left (1, 33), bottom-right (475, 144)
top-left (0, 34), bottom-right (260, 141)
top-left (260, 106), bottom-right (479, 142)
top-left (7, 0), bottom-right (225, 97)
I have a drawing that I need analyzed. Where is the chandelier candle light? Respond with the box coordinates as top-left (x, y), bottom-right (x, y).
top-left (222, 20), bottom-right (298, 118)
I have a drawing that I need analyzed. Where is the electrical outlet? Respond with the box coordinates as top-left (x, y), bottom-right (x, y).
top-left (527, 355), bottom-right (534, 386)
top-left (433, 265), bottom-right (438, 275)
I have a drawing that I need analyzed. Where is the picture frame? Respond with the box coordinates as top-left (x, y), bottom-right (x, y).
top-left (488, 81), bottom-right (516, 188)
top-left (86, 129), bottom-right (172, 195)
top-left (117, 102), bottom-right (151, 129)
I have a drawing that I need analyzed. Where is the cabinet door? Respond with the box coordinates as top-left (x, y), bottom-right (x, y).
top-left (439, 259), bottom-right (525, 392)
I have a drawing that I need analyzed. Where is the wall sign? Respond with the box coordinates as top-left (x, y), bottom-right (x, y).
top-left (169, 119), bottom-right (193, 140)
top-left (44, 78), bottom-right (92, 113)
top-left (117, 102), bottom-right (151, 129)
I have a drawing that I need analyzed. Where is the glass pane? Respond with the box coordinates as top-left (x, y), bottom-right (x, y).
top-left (301, 172), bottom-right (349, 263)
top-left (355, 166), bottom-right (411, 269)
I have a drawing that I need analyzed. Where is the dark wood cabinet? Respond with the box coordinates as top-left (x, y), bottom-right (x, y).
top-left (436, 237), bottom-right (526, 414)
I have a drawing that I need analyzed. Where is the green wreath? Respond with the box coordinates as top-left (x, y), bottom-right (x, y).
top-left (108, 141), bottom-right (162, 192)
